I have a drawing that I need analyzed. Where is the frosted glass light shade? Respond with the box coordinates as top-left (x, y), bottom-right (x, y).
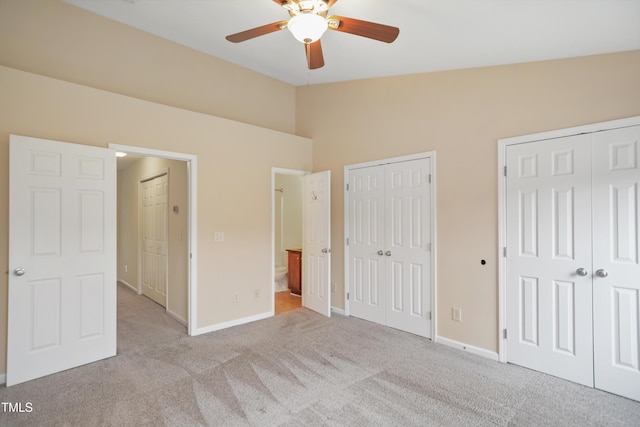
top-left (288, 13), bottom-right (328, 44)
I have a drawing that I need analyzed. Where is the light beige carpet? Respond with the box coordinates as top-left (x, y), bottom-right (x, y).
top-left (1, 283), bottom-right (639, 426)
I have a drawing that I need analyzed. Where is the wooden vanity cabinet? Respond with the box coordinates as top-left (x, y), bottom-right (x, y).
top-left (286, 248), bottom-right (302, 295)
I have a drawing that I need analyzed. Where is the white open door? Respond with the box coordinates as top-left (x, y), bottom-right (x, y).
top-left (302, 171), bottom-right (331, 317)
top-left (7, 135), bottom-right (117, 386)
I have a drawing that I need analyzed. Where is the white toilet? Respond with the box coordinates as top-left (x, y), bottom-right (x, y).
top-left (274, 265), bottom-right (288, 292)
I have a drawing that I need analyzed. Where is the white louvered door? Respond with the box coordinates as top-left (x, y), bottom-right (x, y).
top-left (505, 125), bottom-right (640, 400)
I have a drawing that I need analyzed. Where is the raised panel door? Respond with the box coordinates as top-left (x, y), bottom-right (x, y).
top-left (505, 135), bottom-right (594, 386)
top-left (592, 125), bottom-right (640, 401)
top-left (7, 135), bottom-right (116, 386)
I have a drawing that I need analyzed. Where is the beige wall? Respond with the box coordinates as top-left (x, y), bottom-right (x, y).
top-left (296, 50), bottom-right (640, 353)
top-left (118, 157), bottom-right (189, 323)
top-left (0, 0), bottom-right (296, 134)
top-left (0, 65), bottom-right (312, 372)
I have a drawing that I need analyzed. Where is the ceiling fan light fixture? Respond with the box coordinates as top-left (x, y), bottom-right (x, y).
top-left (288, 13), bottom-right (328, 44)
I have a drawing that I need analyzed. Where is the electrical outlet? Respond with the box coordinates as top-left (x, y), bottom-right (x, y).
top-left (254, 289), bottom-right (260, 298)
top-left (233, 292), bottom-right (239, 303)
top-left (452, 307), bottom-right (462, 322)
top-left (214, 232), bottom-right (224, 242)
top-left (124, 264), bottom-right (128, 273)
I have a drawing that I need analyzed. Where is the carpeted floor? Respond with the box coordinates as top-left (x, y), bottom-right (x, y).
top-left (1, 283), bottom-right (639, 426)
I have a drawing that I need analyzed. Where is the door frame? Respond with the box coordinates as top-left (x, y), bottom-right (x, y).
top-left (110, 144), bottom-right (198, 336)
top-left (139, 169), bottom-right (169, 308)
top-left (497, 115), bottom-right (640, 363)
top-left (271, 167), bottom-right (308, 314)
top-left (343, 151), bottom-right (437, 340)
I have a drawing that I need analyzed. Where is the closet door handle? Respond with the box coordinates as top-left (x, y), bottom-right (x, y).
top-left (377, 250), bottom-right (384, 256)
top-left (385, 251), bottom-right (392, 256)
top-left (576, 268), bottom-right (588, 277)
top-left (595, 269), bottom-right (609, 278)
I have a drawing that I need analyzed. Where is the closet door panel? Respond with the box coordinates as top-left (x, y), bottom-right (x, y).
top-left (384, 158), bottom-right (432, 338)
top-left (593, 125), bottom-right (640, 401)
top-left (505, 135), bottom-right (593, 387)
top-left (348, 165), bottom-right (386, 325)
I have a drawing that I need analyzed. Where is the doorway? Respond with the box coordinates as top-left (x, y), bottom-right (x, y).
top-left (272, 169), bottom-right (305, 314)
top-left (271, 168), bottom-right (332, 317)
top-left (110, 143), bottom-right (197, 335)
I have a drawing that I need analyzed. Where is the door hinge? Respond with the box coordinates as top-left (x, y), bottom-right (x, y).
top-left (347, 292), bottom-right (350, 300)
top-left (346, 237), bottom-right (349, 245)
top-left (503, 246), bottom-right (507, 257)
top-left (428, 174), bottom-right (432, 183)
top-left (503, 165), bottom-right (507, 177)
top-left (503, 329), bottom-right (508, 339)
top-left (346, 183), bottom-right (349, 191)
top-left (427, 311), bottom-right (432, 320)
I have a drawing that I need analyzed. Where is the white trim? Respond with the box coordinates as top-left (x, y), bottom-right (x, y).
top-left (343, 151), bottom-right (437, 339)
top-left (271, 167), bottom-right (308, 314)
top-left (436, 336), bottom-right (499, 361)
top-left (331, 306), bottom-right (345, 316)
top-left (166, 309), bottom-right (188, 327)
top-left (109, 143), bottom-right (198, 336)
top-left (191, 311), bottom-right (272, 336)
top-left (496, 115), bottom-right (640, 364)
top-left (0, 373), bottom-right (6, 385)
top-left (117, 279), bottom-right (138, 294)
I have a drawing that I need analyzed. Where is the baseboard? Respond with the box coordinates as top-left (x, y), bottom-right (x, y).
top-left (0, 373), bottom-right (5, 385)
top-left (331, 306), bottom-right (345, 316)
top-left (166, 309), bottom-right (187, 327)
top-left (191, 311), bottom-right (273, 336)
top-left (435, 336), bottom-right (499, 361)
top-left (117, 279), bottom-right (137, 294)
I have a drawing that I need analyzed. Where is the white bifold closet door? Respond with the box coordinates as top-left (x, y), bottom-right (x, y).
top-left (505, 125), bottom-right (640, 401)
top-left (348, 157), bottom-right (432, 338)
top-left (141, 173), bottom-right (168, 307)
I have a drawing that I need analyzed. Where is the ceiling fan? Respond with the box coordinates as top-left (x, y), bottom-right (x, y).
top-left (225, 0), bottom-right (400, 70)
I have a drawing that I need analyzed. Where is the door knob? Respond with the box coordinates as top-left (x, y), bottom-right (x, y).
top-left (377, 250), bottom-right (384, 256)
top-left (595, 269), bottom-right (609, 278)
top-left (576, 268), bottom-right (588, 277)
top-left (321, 248), bottom-right (330, 254)
top-left (13, 267), bottom-right (25, 277)
top-left (385, 251), bottom-right (392, 256)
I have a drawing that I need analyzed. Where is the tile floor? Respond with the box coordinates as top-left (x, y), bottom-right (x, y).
top-left (274, 290), bottom-right (302, 314)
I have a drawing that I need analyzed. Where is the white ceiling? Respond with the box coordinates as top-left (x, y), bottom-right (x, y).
top-left (64, 0), bottom-right (640, 86)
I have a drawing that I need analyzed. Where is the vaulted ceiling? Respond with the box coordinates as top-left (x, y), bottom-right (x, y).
top-left (65, 0), bottom-right (640, 86)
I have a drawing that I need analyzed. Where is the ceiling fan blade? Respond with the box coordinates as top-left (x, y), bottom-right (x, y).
top-left (305, 40), bottom-right (325, 69)
top-left (326, 0), bottom-right (339, 8)
top-left (327, 16), bottom-right (399, 43)
top-left (225, 20), bottom-right (288, 43)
